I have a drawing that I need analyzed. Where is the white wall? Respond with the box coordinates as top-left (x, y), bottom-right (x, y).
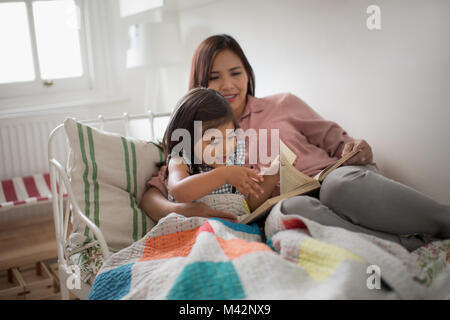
top-left (176, 0), bottom-right (450, 204)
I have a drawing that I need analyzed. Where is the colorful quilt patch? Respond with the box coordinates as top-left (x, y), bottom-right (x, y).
top-left (282, 218), bottom-right (307, 230)
top-left (210, 218), bottom-right (261, 235)
top-left (139, 227), bottom-right (200, 262)
top-left (197, 221), bottom-right (214, 234)
top-left (166, 261), bottom-right (245, 300)
top-left (297, 238), bottom-right (364, 282)
top-left (88, 263), bottom-right (133, 300)
top-left (266, 237), bottom-right (275, 251)
top-left (216, 237), bottom-right (272, 260)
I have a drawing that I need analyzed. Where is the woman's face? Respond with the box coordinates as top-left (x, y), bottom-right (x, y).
top-left (207, 50), bottom-right (249, 120)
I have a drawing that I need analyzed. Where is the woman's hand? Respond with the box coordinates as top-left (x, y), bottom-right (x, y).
top-left (221, 166), bottom-right (265, 199)
top-left (341, 139), bottom-right (373, 165)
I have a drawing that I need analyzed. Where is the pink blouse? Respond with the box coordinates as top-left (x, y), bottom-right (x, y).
top-left (146, 92), bottom-right (356, 198)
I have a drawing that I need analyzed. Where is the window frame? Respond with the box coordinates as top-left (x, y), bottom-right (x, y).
top-left (0, 0), bottom-right (122, 115)
top-left (0, 0), bottom-right (92, 97)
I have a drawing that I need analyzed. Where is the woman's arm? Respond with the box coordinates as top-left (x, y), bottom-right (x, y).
top-left (246, 173), bottom-right (279, 211)
top-left (140, 187), bottom-right (239, 222)
top-left (246, 156), bottom-right (280, 211)
top-left (140, 187), bottom-right (178, 222)
top-left (282, 93), bottom-right (376, 166)
top-left (282, 93), bottom-right (354, 157)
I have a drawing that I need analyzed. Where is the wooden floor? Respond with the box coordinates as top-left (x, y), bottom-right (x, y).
top-left (0, 213), bottom-right (73, 300)
top-left (0, 214), bottom-right (57, 271)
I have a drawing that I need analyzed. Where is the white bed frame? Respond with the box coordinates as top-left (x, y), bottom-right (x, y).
top-left (48, 111), bottom-right (170, 300)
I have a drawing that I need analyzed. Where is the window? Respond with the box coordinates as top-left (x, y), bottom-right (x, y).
top-left (0, 2), bottom-right (35, 83)
top-left (0, 0), bottom-right (90, 99)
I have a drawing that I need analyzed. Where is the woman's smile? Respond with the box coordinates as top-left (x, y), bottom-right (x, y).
top-left (223, 94), bottom-right (238, 104)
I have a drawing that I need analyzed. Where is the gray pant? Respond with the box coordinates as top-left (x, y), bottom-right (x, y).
top-left (280, 165), bottom-right (450, 251)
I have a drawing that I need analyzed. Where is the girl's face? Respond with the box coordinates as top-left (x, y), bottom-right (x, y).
top-left (194, 121), bottom-right (236, 168)
top-left (207, 50), bottom-right (249, 120)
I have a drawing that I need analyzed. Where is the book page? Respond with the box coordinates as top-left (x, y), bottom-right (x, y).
top-left (240, 139), bottom-right (322, 225)
top-left (314, 149), bottom-right (360, 182)
top-left (280, 142), bottom-right (315, 193)
top-left (281, 160), bottom-right (315, 194)
top-left (280, 140), bottom-right (296, 165)
top-left (240, 180), bottom-right (320, 224)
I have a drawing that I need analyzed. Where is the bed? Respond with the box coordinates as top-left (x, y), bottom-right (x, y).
top-left (48, 114), bottom-right (450, 300)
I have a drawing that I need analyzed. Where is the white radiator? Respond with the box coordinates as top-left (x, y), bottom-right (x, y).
top-left (0, 118), bottom-right (68, 222)
top-left (0, 119), bottom-right (68, 181)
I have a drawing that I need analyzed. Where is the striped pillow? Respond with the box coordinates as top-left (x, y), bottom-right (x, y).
top-left (64, 118), bottom-right (163, 252)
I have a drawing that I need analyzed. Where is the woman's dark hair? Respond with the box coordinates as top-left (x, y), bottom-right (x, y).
top-left (160, 87), bottom-right (239, 179)
top-left (189, 34), bottom-right (255, 97)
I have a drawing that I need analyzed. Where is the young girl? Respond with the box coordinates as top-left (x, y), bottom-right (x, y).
top-left (161, 87), bottom-right (279, 221)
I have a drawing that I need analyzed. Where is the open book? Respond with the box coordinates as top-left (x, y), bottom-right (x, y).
top-left (239, 140), bottom-right (359, 224)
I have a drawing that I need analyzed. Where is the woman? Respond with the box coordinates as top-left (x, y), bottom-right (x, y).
top-left (140, 34), bottom-right (450, 251)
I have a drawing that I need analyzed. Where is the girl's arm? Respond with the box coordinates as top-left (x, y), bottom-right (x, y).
top-left (167, 159), bottom-right (228, 203)
top-left (167, 159), bottom-right (265, 203)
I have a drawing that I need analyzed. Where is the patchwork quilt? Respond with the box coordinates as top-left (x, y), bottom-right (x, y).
top-left (87, 201), bottom-right (450, 300)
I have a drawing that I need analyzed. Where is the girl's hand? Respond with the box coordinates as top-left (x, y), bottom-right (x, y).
top-left (221, 166), bottom-right (265, 199)
top-left (174, 201), bottom-right (238, 223)
top-left (341, 139), bottom-right (373, 165)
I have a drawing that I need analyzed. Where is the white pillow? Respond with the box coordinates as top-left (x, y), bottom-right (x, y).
top-left (198, 194), bottom-right (250, 218)
top-left (64, 117), bottom-right (162, 252)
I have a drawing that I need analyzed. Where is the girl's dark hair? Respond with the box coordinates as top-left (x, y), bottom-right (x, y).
top-left (161, 87), bottom-right (239, 179)
top-left (189, 34), bottom-right (255, 97)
